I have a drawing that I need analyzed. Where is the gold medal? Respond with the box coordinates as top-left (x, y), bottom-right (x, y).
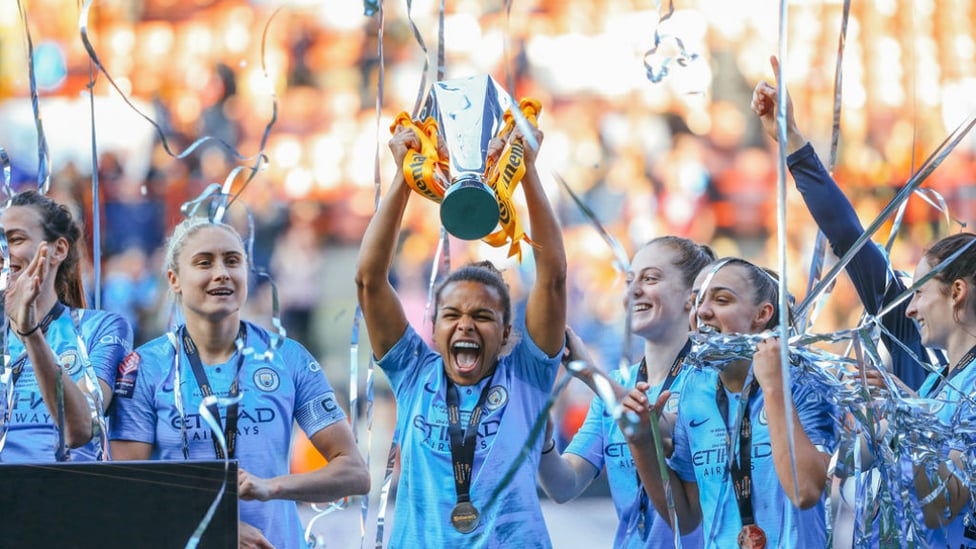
top-left (737, 524), bottom-right (766, 549)
top-left (450, 501), bottom-right (480, 533)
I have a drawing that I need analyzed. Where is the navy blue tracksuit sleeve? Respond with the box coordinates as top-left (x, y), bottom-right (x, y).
top-left (787, 142), bottom-right (937, 390)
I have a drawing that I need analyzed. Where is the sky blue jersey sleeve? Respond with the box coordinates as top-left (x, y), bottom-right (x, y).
top-left (564, 390), bottom-right (607, 472)
top-left (83, 309), bottom-right (134, 388)
top-left (109, 349), bottom-right (160, 444)
top-left (288, 339), bottom-right (347, 437)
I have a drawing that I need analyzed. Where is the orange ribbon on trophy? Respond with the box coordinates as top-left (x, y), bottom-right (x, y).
top-left (389, 98), bottom-right (542, 261)
top-left (390, 112), bottom-right (451, 203)
top-left (482, 98), bottom-right (542, 260)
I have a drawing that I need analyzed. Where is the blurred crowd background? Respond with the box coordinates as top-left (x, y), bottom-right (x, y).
top-left (1, 0), bottom-right (975, 472)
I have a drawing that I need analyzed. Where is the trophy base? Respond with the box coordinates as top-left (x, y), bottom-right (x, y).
top-left (441, 177), bottom-right (500, 240)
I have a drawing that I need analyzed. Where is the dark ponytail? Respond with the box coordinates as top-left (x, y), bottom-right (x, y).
top-left (924, 232), bottom-right (976, 315)
top-left (10, 191), bottom-right (86, 309)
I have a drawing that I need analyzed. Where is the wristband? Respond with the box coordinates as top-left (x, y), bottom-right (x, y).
top-left (542, 438), bottom-right (556, 455)
top-left (16, 324), bottom-right (40, 337)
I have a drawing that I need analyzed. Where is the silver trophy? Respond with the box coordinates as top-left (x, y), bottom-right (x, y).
top-left (420, 75), bottom-right (513, 240)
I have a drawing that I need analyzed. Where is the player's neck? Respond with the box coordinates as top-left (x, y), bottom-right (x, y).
top-left (718, 359), bottom-right (750, 393)
top-left (184, 314), bottom-right (241, 365)
top-left (641, 334), bottom-right (689, 386)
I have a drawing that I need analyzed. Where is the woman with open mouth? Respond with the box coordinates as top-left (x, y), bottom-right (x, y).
top-left (356, 119), bottom-right (566, 547)
top-left (901, 233), bottom-right (976, 548)
top-left (0, 190), bottom-right (131, 463)
top-left (623, 258), bottom-right (836, 548)
top-left (536, 236), bottom-right (714, 548)
top-left (753, 56), bottom-right (976, 547)
top-left (110, 217), bottom-right (369, 548)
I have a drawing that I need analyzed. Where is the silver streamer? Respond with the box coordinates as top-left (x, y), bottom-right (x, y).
top-left (373, 434), bottom-right (399, 549)
top-left (0, 148), bottom-right (13, 205)
top-left (345, 308), bottom-right (363, 548)
top-left (304, 497), bottom-right (350, 548)
top-left (484, 362), bottom-right (580, 511)
top-left (15, 0), bottom-right (51, 194)
top-left (167, 331), bottom-right (244, 549)
top-left (773, 13), bottom-right (802, 541)
top-left (562, 359), bottom-right (640, 437)
top-left (68, 308), bottom-right (109, 461)
top-left (358, 3), bottom-right (386, 547)
top-left (564, 357), bottom-right (686, 546)
top-left (0, 227), bottom-right (12, 456)
top-left (643, 0), bottom-right (700, 84)
top-left (795, 111), bottom-right (976, 322)
top-left (79, 0), bottom-right (274, 191)
top-left (184, 391), bottom-right (243, 549)
top-left (687, 316), bottom-right (976, 548)
top-left (554, 170), bottom-right (632, 367)
top-left (359, 354), bottom-right (376, 549)
top-left (799, 0), bottom-right (850, 337)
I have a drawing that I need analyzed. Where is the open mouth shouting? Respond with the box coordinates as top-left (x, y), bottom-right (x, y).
top-left (451, 340), bottom-right (482, 375)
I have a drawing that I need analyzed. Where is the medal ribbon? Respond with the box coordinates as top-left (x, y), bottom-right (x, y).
top-left (445, 373), bottom-right (496, 510)
top-left (633, 340), bottom-right (691, 539)
top-left (68, 307), bottom-right (109, 461)
top-left (180, 323), bottom-right (247, 460)
top-left (716, 377), bottom-right (761, 532)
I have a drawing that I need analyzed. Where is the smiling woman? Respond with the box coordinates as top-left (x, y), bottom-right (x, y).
top-left (903, 232), bottom-right (976, 547)
top-left (163, 220), bottom-right (248, 318)
top-left (622, 257), bottom-right (835, 549)
top-left (0, 190), bottom-right (132, 462)
top-left (109, 216), bottom-right (369, 549)
top-left (536, 236), bottom-right (714, 549)
top-left (356, 123), bottom-right (567, 548)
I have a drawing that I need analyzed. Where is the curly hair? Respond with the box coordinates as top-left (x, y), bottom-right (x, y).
top-left (433, 260), bottom-right (511, 326)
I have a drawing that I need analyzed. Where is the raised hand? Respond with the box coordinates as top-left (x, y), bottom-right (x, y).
top-left (752, 336), bottom-right (785, 392)
top-left (750, 55), bottom-right (805, 153)
top-left (389, 124), bottom-right (422, 168)
top-left (7, 242), bottom-right (51, 335)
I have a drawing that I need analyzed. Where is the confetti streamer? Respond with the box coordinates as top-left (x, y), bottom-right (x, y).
top-left (796, 112), bottom-right (976, 321)
top-left (643, 0), bottom-right (699, 84)
top-left (15, 0), bottom-right (51, 194)
top-left (78, 0), bottom-right (278, 211)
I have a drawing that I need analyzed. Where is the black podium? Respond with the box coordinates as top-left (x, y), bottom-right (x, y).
top-left (0, 460), bottom-right (239, 548)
